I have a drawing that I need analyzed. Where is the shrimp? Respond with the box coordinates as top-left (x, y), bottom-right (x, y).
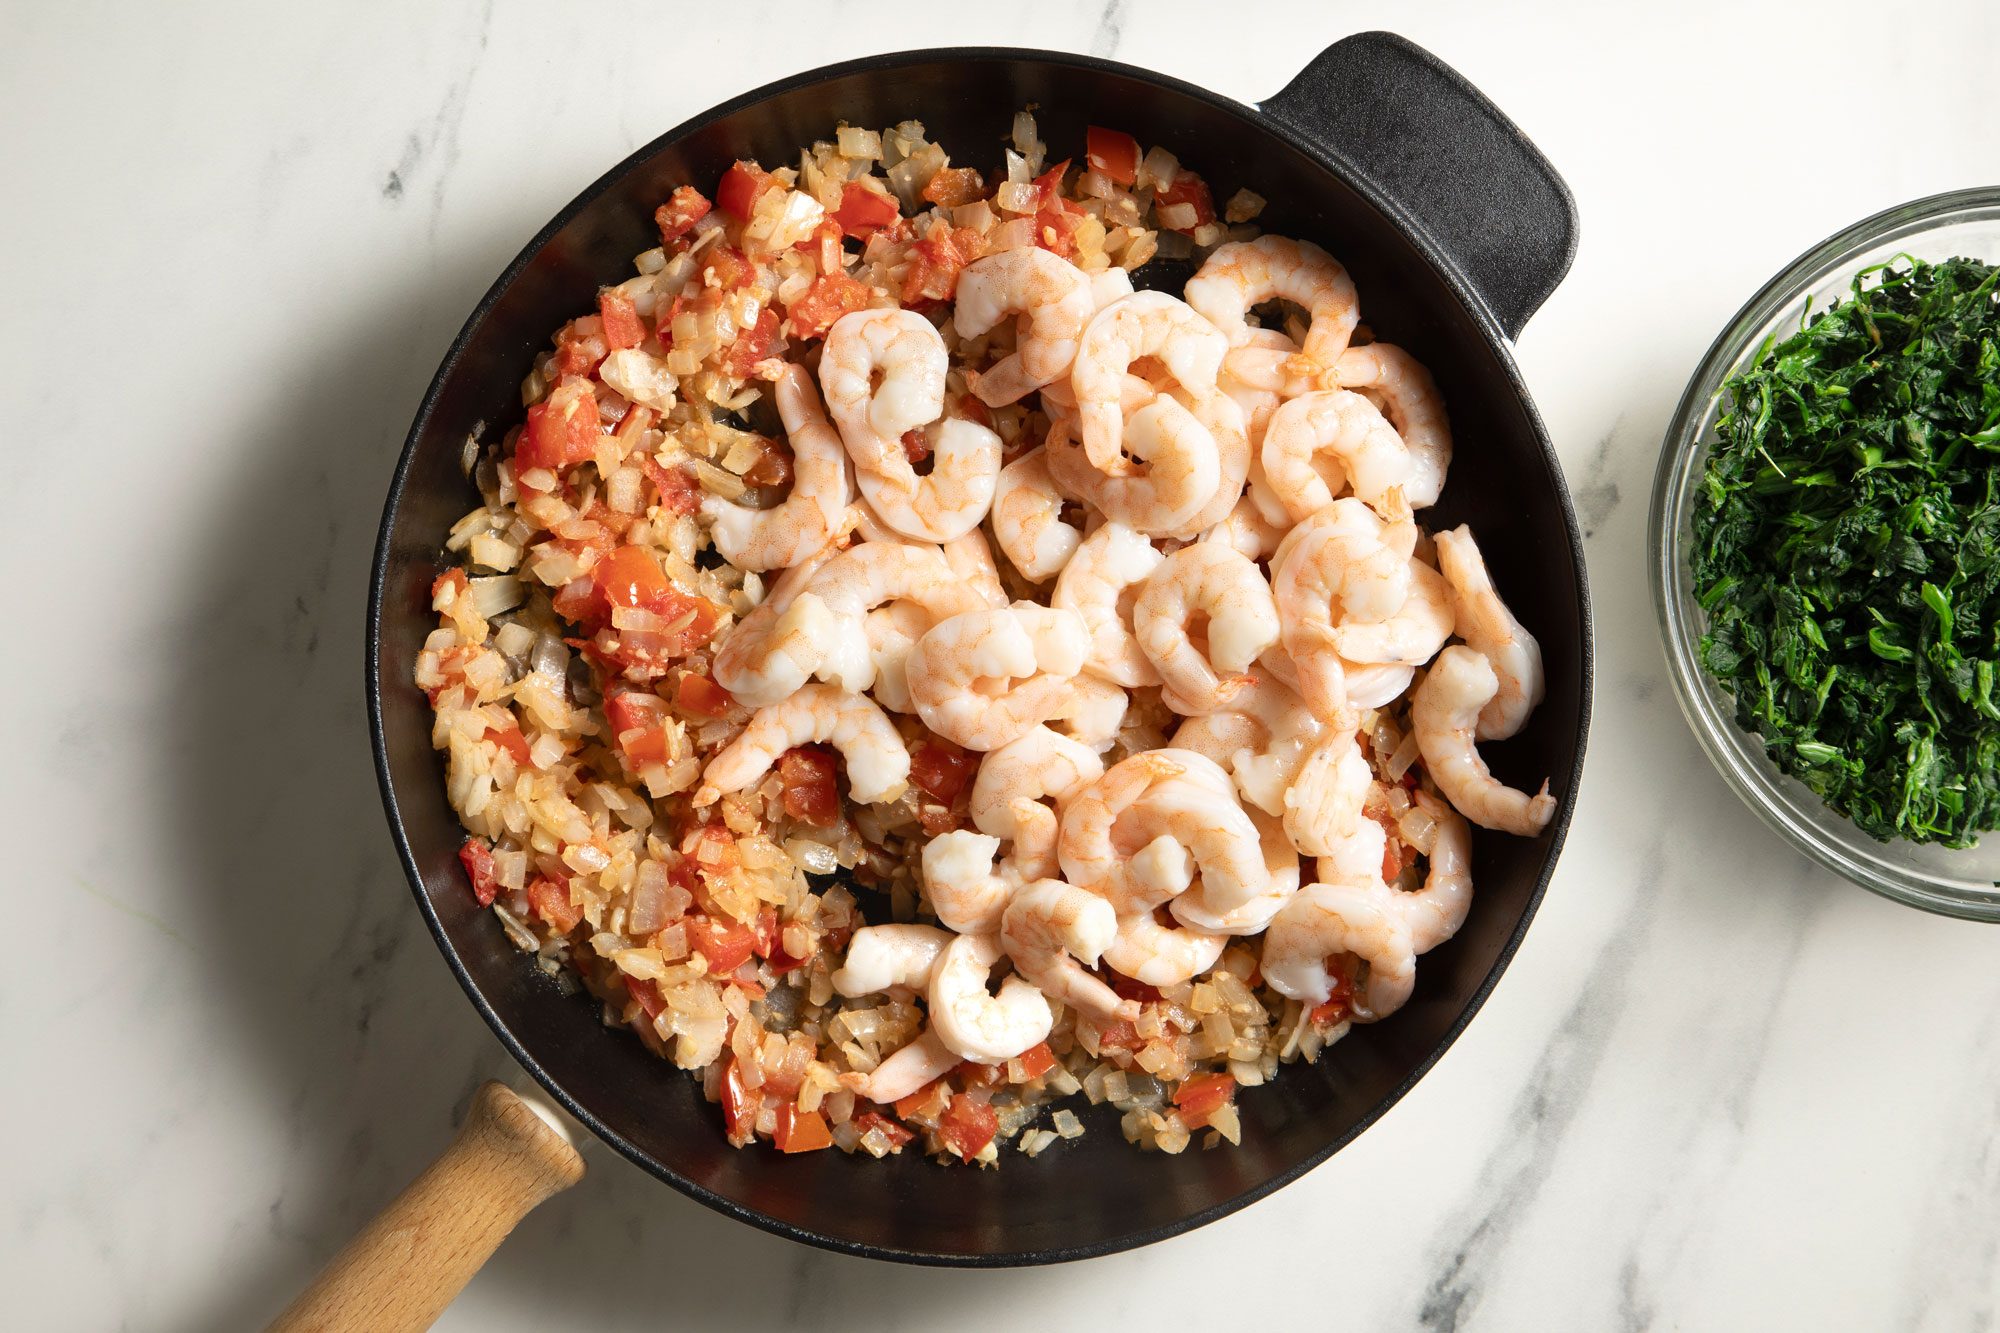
top-left (830, 923), bottom-right (952, 997)
top-left (955, 247), bottom-right (1096, 406)
top-left (1051, 673), bottom-right (1129, 751)
top-left (1185, 235), bottom-right (1360, 383)
top-left (703, 364), bottom-right (853, 571)
top-left (1071, 291), bottom-right (1228, 473)
top-left (1411, 645), bottom-right (1557, 836)
top-left (1051, 520), bottom-right (1163, 688)
top-left (846, 1027), bottom-right (958, 1105)
top-left (1332, 558), bottom-right (1455, 667)
top-left (862, 601), bottom-right (930, 713)
top-left (1217, 326), bottom-right (1300, 449)
top-left (1057, 750), bottom-right (1269, 917)
top-left (905, 605), bottom-right (1091, 751)
top-left (1170, 804), bottom-right (1301, 936)
top-left (1001, 879), bottom-right (1136, 1022)
top-left (1205, 489), bottom-right (1288, 562)
top-left (1261, 389), bottom-right (1412, 523)
top-left (1316, 813), bottom-right (1388, 889)
top-left (928, 933), bottom-right (1054, 1064)
top-left (1170, 668), bottom-right (1326, 817)
top-left (1334, 343), bottom-right (1451, 508)
top-left (943, 527), bottom-right (1010, 608)
top-left (1103, 907), bottom-right (1227, 988)
top-left (1271, 499), bottom-right (1418, 723)
top-left (696, 683), bottom-right (910, 806)
top-left (708, 547), bottom-right (844, 707)
top-left (990, 446), bottom-right (1083, 583)
top-left (1387, 792), bottom-right (1472, 953)
top-left (969, 726), bottom-right (1105, 879)
top-left (771, 540), bottom-right (986, 697)
top-left (1089, 266), bottom-right (1135, 311)
top-left (1261, 882), bottom-right (1417, 1018)
top-left (1433, 525), bottom-right (1544, 739)
top-left (1279, 727), bottom-right (1371, 857)
top-left (821, 309), bottom-right (1001, 541)
top-left (1264, 641), bottom-right (1414, 713)
top-left (1042, 392), bottom-right (1230, 539)
top-left (1133, 541), bottom-right (1281, 714)
top-left (919, 830), bottom-right (1014, 935)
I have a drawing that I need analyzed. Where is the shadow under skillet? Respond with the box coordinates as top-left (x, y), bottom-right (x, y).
top-left (156, 223), bottom-right (548, 1332)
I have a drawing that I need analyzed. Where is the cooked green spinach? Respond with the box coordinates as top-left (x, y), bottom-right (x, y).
top-left (1691, 255), bottom-right (2000, 846)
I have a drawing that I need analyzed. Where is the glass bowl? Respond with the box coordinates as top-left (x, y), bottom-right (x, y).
top-left (1651, 187), bottom-right (2000, 921)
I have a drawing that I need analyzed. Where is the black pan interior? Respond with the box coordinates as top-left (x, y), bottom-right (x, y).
top-left (369, 48), bottom-right (1589, 1264)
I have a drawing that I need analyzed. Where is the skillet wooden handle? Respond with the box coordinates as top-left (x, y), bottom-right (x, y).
top-left (267, 1081), bottom-right (585, 1333)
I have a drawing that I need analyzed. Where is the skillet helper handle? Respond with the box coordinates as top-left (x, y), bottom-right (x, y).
top-left (266, 1082), bottom-right (584, 1333)
top-left (1259, 31), bottom-right (1577, 339)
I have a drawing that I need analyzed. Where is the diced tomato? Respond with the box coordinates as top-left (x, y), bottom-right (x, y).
top-left (956, 1060), bottom-right (1006, 1090)
top-left (680, 821), bottom-right (740, 872)
top-left (605, 691), bottom-right (667, 740)
top-left (1017, 1042), bottom-right (1057, 1080)
top-left (1309, 967), bottom-right (1355, 1025)
top-left (516, 376), bottom-right (602, 475)
top-left (795, 218), bottom-right (844, 275)
top-left (654, 186), bottom-right (712, 246)
top-left (485, 723), bottom-right (532, 766)
top-left (551, 317), bottom-right (609, 378)
top-left (833, 181), bottom-right (900, 238)
top-left (1095, 1017), bottom-right (1140, 1050)
top-left (637, 454), bottom-right (701, 516)
top-left (701, 244), bottom-right (758, 293)
top-left (773, 1104), bottom-right (833, 1153)
top-left (899, 428), bottom-right (931, 465)
top-left (527, 874), bottom-right (583, 934)
top-left (938, 1095), bottom-right (999, 1162)
top-left (1172, 1073), bottom-right (1236, 1128)
top-left (720, 1057), bottom-right (757, 1147)
top-left (724, 306), bottom-right (779, 378)
top-left (675, 671), bottom-right (734, 718)
top-left (1110, 974), bottom-right (1163, 1005)
top-left (598, 288), bottom-right (645, 350)
top-left (894, 1082), bottom-right (942, 1120)
top-left (1030, 159), bottom-right (1071, 206)
top-left (431, 567), bottom-right (469, 605)
top-left (749, 905), bottom-right (780, 958)
top-left (715, 160), bottom-right (775, 220)
top-left (921, 166), bottom-right (986, 208)
top-left (688, 914), bottom-right (757, 974)
top-left (853, 1110), bottom-right (915, 1148)
top-left (1032, 204), bottom-right (1086, 259)
top-left (458, 838), bottom-right (499, 907)
top-left (593, 544), bottom-right (673, 613)
top-left (625, 975), bottom-right (666, 1020)
top-left (956, 394), bottom-right (993, 429)
top-left (580, 546), bottom-right (721, 656)
top-left (740, 437), bottom-right (793, 489)
top-left (786, 271), bottom-right (875, 340)
top-left (900, 226), bottom-right (985, 305)
top-left (778, 744), bottom-right (841, 826)
top-left (1381, 835), bottom-right (1406, 884)
top-left (909, 739), bottom-right (975, 807)
top-left (1086, 126), bottom-right (1140, 186)
top-left (1154, 170), bottom-right (1215, 232)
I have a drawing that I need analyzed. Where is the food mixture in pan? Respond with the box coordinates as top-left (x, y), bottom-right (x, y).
top-left (418, 113), bottom-right (1558, 1164)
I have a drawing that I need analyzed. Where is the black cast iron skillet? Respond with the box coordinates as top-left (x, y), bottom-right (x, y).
top-left (366, 32), bottom-right (1591, 1267)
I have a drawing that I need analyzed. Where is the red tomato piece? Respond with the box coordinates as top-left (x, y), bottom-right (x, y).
top-left (1086, 127), bottom-right (1140, 186)
top-left (527, 875), bottom-right (583, 934)
top-left (938, 1095), bottom-right (999, 1162)
top-left (605, 690), bottom-right (667, 739)
top-left (675, 671), bottom-right (734, 718)
top-left (956, 1060), bottom-right (1006, 1090)
top-left (786, 271), bottom-right (875, 340)
top-left (853, 1110), bottom-right (915, 1148)
top-left (921, 166), bottom-right (986, 208)
top-left (899, 226), bottom-right (985, 305)
top-left (778, 744), bottom-right (841, 826)
top-left (794, 218), bottom-right (844, 275)
top-left (654, 186), bottom-right (712, 246)
top-left (516, 376), bottom-right (602, 476)
top-left (894, 1083), bottom-right (942, 1120)
top-left (484, 724), bottom-right (532, 766)
top-left (598, 288), bottom-right (645, 350)
top-left (1110, 974), bottom-right (1163, 1005)
top-left (740, 437), bottom-right (794, 489)
top-left (1154, 170), bottom-right (1215, 232)
top-left (773, 1104), bottom-right (833, 1153)
top-left (457, 839), bottom-right (499, 907)
top-left (431, 567), bottom-right (469, 604)
top-left (1172, 1073), bottom-right (1236, 1128)
top-left (909, 739), bottom-right (975, 807)
top-left (551, 317), bottom-right (608, 378)
top-left (636, 454), bottom-right (701, 515)
top-left (688, 914), bottom-right (756, 974)
top-left (1032, 205), bottom-right (1086, 259)
top-left (720, 1057), bottom-right (757, 1147)
top-left (724, 306), bottom-right (779, 377)
top-left (1309, 968), bottom-right (1355, 1025)
top-left (702, 244), bottom-right (757, 292)
top-left (1095, 1017), bottom-right (1140, 1050)
top-left (1017, 1042), bottom-right (1058, 1080)
top-left (715, 160), bottom-right (774, 220)
top-left (625, 975), bottom-right (666, 1020)
top-left (899, 428), bottom-right (931, 465)
top-left (1030, 159), bottom-right (1070, 206)
top-left (833, 181), bottom-right (900, 238)
top-left (593, 544), bottom-right (672, 612)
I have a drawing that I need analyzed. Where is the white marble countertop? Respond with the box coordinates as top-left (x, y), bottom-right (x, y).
top-left (8, 0), bottom-right (2000, 1327)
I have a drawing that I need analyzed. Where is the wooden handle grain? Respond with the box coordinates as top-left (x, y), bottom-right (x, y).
top-left (267, 1081), bottom-right (585, 1333)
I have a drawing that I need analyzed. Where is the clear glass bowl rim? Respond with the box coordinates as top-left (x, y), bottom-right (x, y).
top-left (1649, 185), bottom-right (2000, 922)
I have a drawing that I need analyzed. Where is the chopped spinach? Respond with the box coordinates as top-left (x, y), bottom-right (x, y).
top-left (1691, 255), bottom-right (2000, 846)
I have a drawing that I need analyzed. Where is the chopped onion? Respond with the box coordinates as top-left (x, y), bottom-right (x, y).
top-left (529, 634), bottom-right (568, 681)
top-left (1398, 805), bottom-right (1439, 856)
top-left (1386, 730), bottom-right (1421, 782)
top-left (836, 126), bottom-right (882, 160)
top-left (467, 575), bottom-right (523, 619)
